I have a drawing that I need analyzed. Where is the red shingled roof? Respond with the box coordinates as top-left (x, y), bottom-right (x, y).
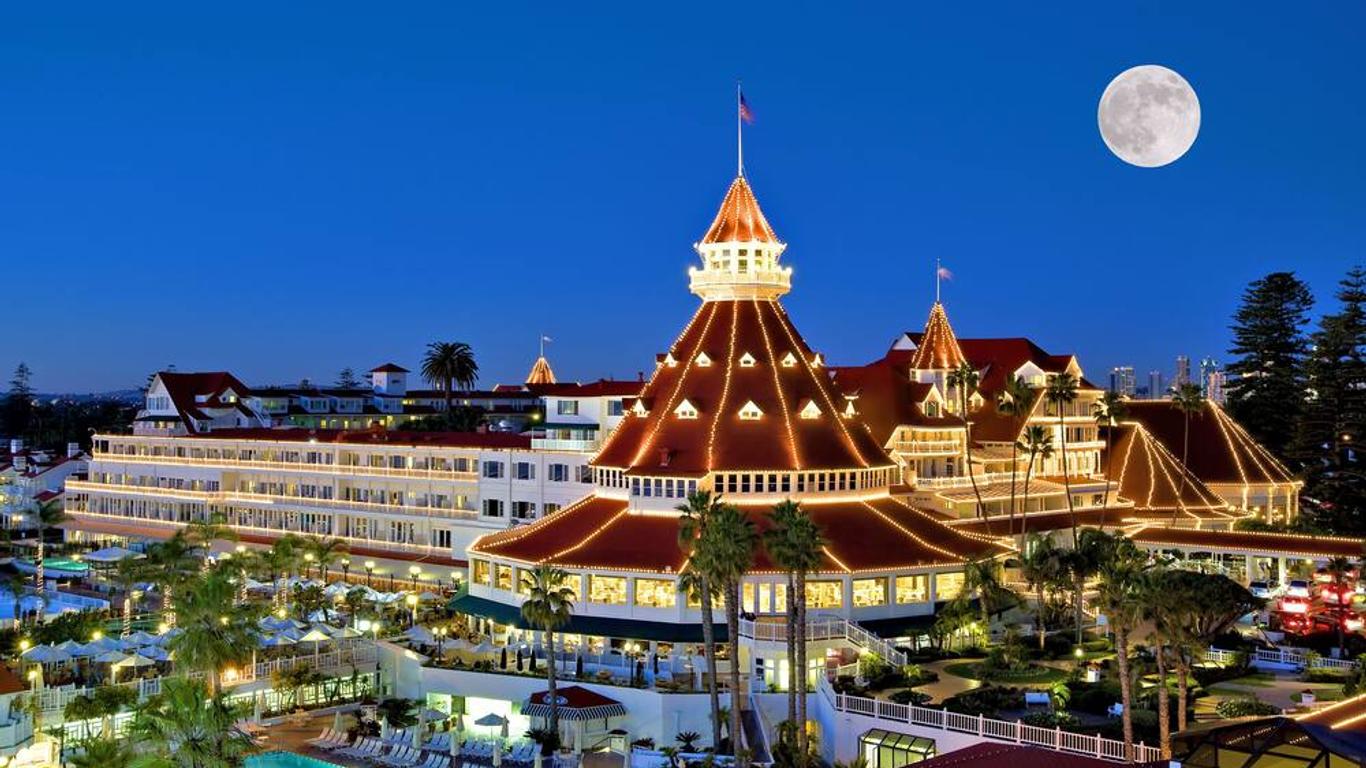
top-left (179, 427), bottom-right (531, 450)
top-left (1108, 424), bottom-right (1238, 519)
top-left (470, 494), bottom-right (1007, 574)
top-left (1122, 401), bottom-right (1296, 486)
top-left (593, 299), bottom-right (892, 474)
top-left (699, 176), bottom-right (779, 244)
top-left (908, 303), bottom-right (967, 371)
top-left (907, 743), bottom-right (1116, 768)
top-left (370, 363), bottom-right (409, 373)
top-left (156, 372), bottom-right (252, 433)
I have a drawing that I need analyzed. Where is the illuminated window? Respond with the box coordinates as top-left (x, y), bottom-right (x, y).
top-left (781, 352), bottom-right (798, 368)
top-left (739, 352), bottom-right (757, 368)
top-left (589, 575), bottom-right (627, 605)
top-left (663, 353), bottom-right (678, 368)
top-left (806, 581), bottom-right (843, 609)
top-left (799, 400), bottom-right (821, 420)
top-left (774, 583), bottom-right (787, 613)
top-left (811, 354), bottom-right (824, 368)
top-left (896, 575), bottom-right (928, 604)
top-left (675, 400), bottom-right (699, 420)
top-left (695, 352), bottom-right (712, 367)
top-left (843, 399), bottom-right (858, 417)
top-left (935, 572), bottom-right (965, 601)
top-left (631, 400), bottom-right (649, 417)
top-left (472, 560), bottom-right (490, 585)
top-left (496, 564), bottom-right (514, 591)
top-left (739, 401), bottom-right (763, 420)
top-left (515, 568), bottom-right (532, 596)
top-left (852, 578), bottom-right (887, 607)
top-left (635, 578), bottom-right (676, 608)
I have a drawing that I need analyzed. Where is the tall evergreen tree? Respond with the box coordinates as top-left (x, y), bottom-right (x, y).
top-left (336, 367), bottom-right (362, 389)
top-left (2, 362), bottom-right (34, 439)
top-left (1226, 272), bottom-right (1314, 457)
top-left (1296, 266), bottom-right (1365, 531)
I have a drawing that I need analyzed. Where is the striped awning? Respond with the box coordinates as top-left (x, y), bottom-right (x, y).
top-left (522, 686), bottom-right (626, 721)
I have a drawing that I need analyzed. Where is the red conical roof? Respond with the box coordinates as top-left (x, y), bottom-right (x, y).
top-left (909, 302), bottom-right (967, 371)
top-left (700, 176), bottom-right (780, 244)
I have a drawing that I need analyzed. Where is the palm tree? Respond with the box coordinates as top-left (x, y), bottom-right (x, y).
top-left (1092, 391), bottom-right (1128, 532)
top-left (519, 566), bottom-right (575, 736)
top-left (168, 570), bottom-right (261, 696)
top-left (763, 501), bottom-right (802, 725)
top-left (1016, 426), bottom-right (1054, 546)
top-left (2, 572), bottom-right (27, 627)
top-left (67, 736), bottom-right (135, 768)
top-left (303, 536), bottom-right (349, 582)
top-left (1141, 570), bottom-right (1177, 759)
top-left (144, 532), bottom-right (199, 627)
top-left (677, 491), bottom-right (724, 752)
top-left (777, 506), bottom-right (823, 758)
top-left (1169, 383), bottom-right (1206, 527)
top-left (996, 375), bottom-right (1037, 538)
top-left (128, 678), bottom-right (256, 768)
top-left (946, 363), bottom-right (987, 527)
top-left (1163, 571), bottom-right (1260, 734)
top-left (1091, 532), bottom-right (1146, 761)
top-left (29, 499), bottom-right (65, 597)
top-left (1325, 556), bottom-right (1355, 657)
top-left (1068, 528), bottom-right (1111, 644)
top-left (962, 557), bottom-right (1012, 631)
top-left (1020, 534), bottom-right (1064, 651)
top-left (698, 504), bottom-right (758, 757)
top-left (421, 341), bottom-right (479, 413)
top-left (114, 557), bottom-right (144, 637)
top-left (184, 512), bottom-right (237, 562)
top-left (1044, 372), bottom-right (1080, 546)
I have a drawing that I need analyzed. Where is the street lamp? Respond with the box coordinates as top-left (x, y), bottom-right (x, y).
top-left (409, 565), bottom-right (422, 588)
top-left (406, 594), bottom-right (419, 627)
top-left (340, 558), bottom-right (352, 583)
top-left (304, 552), bottom-right (315, 578)
top-left (434, 626), bottom-right (447, 655)
top-left (364, 561), bottom-right (376, 587)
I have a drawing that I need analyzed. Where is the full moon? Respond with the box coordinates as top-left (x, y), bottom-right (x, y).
top-left (1098, 64), bottom-right (1200, 168)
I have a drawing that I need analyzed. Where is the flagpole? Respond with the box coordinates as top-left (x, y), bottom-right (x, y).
top-left (936, 258), bottom-right (941, 303)
top-left (736, 81), bottom-right (744, 177)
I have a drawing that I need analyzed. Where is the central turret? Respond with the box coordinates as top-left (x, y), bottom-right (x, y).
top-left (689, 176), bottom-right (792, 301)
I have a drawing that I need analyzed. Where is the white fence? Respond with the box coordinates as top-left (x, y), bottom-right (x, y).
top-left (816, 674), bottom-right (1160, 764)
top-left (739, 614), bottom-right (907, 666)
top-left (1204, 645), bottom-right (1359, 671)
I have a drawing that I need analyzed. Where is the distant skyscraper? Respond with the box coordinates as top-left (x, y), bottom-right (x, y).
top-left (1199, 357), bottom-right (1222, 396)
top-left (1109, 366), bottom-right (1136, 397)
top-left (1174, 355), bottom-right (1191, 387)
top-left (1207, 369), bottom-right (1227, 405)
top-left (1148, 370), bottom-right (1165, 399)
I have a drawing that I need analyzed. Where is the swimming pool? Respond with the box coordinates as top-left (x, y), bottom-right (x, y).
top-left (247, 752), bottom-right (342, 768)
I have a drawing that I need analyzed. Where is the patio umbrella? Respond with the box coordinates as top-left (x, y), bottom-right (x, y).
top-left (93, 650), bottom-right (130, 664)
top-left (55, 640), bottom-right (89, 656)
top-left (138, 646), bottom-right (171, 662)
top-left (83, 546), bottom-right (144, 563)
top-left (471, 641), bottom-right (496, 657)
top-left (259, 616), bottom-right (296, 632)
top-left (298, 627), bottom-right (331, 661)
top-left (474, 713), bottom-right (507, 735)
top-left (21, 645), bottom-right (72, 664)
top-left (406, 626), bottom-right (435, 645)
top-left (329, 625), bottom-right (363, 639)
top-left (259, 634), bottom-right (297, 648)
top-left (86, 636), bottom-right (124, 652)
top-left (115, 653), bottom-right (157, 669)
top-left (324, 582), bottom-right (352, 598)
top-left (126, 630), bottom-right (159, 646)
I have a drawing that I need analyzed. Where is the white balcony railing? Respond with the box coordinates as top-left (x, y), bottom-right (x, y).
top-left (530, 438), bottom-right (600, 452)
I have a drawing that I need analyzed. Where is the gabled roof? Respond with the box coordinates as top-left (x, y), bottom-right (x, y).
top-left (908, 303), bottom-right (967, 371)
top-left (1108, 423), bottom-right (1240, 520)
top-left (1122, 401), bottom-right (1297, 486)
top-left (155, 372), bottom-right (252, 432)
top-left (699, 176), bottom-right (780, 244)
top-left (370, 363), bottom-right (409, 373)
top-left (592, 299), bottom-right (892, 474)
top-left (830, 362), bottom-right (944, 445)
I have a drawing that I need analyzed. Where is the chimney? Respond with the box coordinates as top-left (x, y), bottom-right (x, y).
top-left (67, 442), bottom-right (81, 458)
top-left (658, 447), bottom-right (672, 467)
top-left (637, 371), bottom-right (644, 382)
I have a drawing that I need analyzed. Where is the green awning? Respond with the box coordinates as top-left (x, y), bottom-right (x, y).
top-left (858, 600), bottom-right (977, 638)
top-left (449, 594), bottom-right (727, 643)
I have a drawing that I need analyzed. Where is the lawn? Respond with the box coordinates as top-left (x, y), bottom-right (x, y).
top-left (943, 661), bottom-right (1069, 686)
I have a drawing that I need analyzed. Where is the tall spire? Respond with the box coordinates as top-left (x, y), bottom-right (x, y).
top-left (689, 176), bottom-right (790, 301)
top-left (909, 301), bottom-right (968, 371)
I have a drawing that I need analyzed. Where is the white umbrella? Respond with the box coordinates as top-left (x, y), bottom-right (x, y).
top-left (324, 582), bottom-right (352, 598)
top-left (154, 627), bottom-right (183, 645)
top-left (126, 630), bottom-right (159, 646)
top-left (406, 626), bottom-right (435, 645)
top-left (83, 547), bottom-right (144, 563)
top-left (259, 634), bottom-right (297, 648)
top-left (22, 645), bottom-right (72, 664)
top-left (115, 653), bottom-right (157, 669)
top-left (55, 640), bottom-right (88, 655)
top-left (93, 650), bottom-right (130, 665)
top-left (243, 577), bottom-right (269, 591)
top-left (86, 636), bottom-right (125, 652)
top-left (471, 641), bottom-right (496, 656)
top-left (328, 625), bottom-right (363, 639)
top-left (138, 646), bottom-right (171, 662)
top-left (298, 628), bottom-right (332, 643)
top-left (418, 592), bottom-right (440, 601)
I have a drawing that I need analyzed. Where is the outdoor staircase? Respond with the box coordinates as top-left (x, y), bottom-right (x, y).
top-left (738, 613), bottom-right (906, 665)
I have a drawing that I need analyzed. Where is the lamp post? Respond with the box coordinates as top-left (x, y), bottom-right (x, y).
top-left (304, 552), bottom-right (315, 579)
top-left (409, 565), bottom-right (422, 588)
top-left (365, 561), bottom-right (376, 587)
top-left (340, 558), bottom-right (352, 583)
top-left (435, 626), bottom-right (447, 656)
top-left (406, 594), bottom-right (419, 627)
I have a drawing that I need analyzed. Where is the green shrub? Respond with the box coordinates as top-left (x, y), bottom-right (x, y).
top-left (944, 686), bottom-right (1024, 717)
top-left (889, 689), bottom-right (932, 706)
top-left (1304, 667), bottom-right (1352, 683)
top-left (1021, 711), bottom-right (1079, 727)
top-left (1080, 639), bottom-right (1110, 653)
top-left (1215, 697), bottom-right (1281, 718)
top-left (1068, 681), bottom-right (1122, 715)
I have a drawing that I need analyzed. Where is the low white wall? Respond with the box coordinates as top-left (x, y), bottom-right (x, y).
top-left (418, 666), bottom-right (726, 750)
top-left (811, 686), bottom-right (982, 764)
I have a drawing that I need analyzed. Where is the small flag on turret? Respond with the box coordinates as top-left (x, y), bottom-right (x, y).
top-left (937, 265), bottom-right (953, 281)
top-left (739, 91), bottom-right (754, 124)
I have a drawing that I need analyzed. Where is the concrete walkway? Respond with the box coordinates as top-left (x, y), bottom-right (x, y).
top-left (915, 658), bottom-right (983, 704)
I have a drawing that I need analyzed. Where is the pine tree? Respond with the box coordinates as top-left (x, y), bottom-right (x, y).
top-left (1226, 272), bottom-right (1314, 457)
top-left (2, 363), bottom-right (35, 439)
top-left (1296, 266), bottom-right (1365, 531)
top-left (336, 367), bottom-right (362, 389)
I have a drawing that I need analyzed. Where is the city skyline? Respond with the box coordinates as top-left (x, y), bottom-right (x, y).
top-left (4, 3), bottom-right (1362, 392)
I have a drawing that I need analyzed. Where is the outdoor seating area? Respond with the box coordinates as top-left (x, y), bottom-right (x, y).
top-left (308, 725), bottom-right (542, 768)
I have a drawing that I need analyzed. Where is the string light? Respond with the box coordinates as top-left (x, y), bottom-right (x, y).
top-left (752, 298), bottom-right (801, 468)
top-left (704, 301), bottom-right (741, 469)
top-left (909, 303), bottom-right (967, 371)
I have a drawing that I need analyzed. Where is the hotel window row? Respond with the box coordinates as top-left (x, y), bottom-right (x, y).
top-left (715, 467), bottom-right (895, 496)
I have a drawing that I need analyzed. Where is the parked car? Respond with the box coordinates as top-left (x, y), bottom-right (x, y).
top-left (1279, 595), bottom-right (1311, 614)
top-left (1320, 582), bottom-right (1356, 605)
top-left (1249, 581), bottom-right (1279, 599)
top-left (1286, 579), bottom-right (1312, 598)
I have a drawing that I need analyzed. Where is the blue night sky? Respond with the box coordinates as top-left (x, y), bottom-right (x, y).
top-left (3, 3), bottom-right (1362, 393)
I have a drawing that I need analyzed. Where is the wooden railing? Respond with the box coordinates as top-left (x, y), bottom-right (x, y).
top-left (816, 673), bottom-right (1159, 763)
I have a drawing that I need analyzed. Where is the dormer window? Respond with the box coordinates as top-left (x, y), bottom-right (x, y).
top-left (739, 352), bottom-right (757, 368)
top-left (811, 354), bottom-right (824, 368)
top-left (926, 402), bottom-right (940, 417)
top-left (739, 401), bottom-right (763, 421)
top-left (631, 400), bottom-right (650, 417)
top-left (781, 352), bottom-right (798, 368)
top-left (843, 399), bottom-right (858, 418)
top-left (695, 352), bottom-right (712, 367)
top-left (674, 400), bottom-right (699, 420)
top-left (664, 353), bottom-right (679, 368)
top-left (799, 400), bottom-right (821, 420)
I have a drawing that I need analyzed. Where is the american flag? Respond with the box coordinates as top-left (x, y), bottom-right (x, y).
top-left (739, 91), bottom-right (754, 124)
top-left (937, 265), bottom-right (953, 281)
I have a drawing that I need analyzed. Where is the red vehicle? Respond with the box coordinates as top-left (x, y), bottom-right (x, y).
top-left (1313, 611), bottom-right (1365, 633)
top-left (1277, 613), bottom-right (1312, 635)
top-left (1320, 582), bottom-right (1356, 606)
top-left (1280, 595), bottom-right (1311, 614)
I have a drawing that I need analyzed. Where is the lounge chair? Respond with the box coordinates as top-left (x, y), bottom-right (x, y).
top-left (340, 738), bottom-right (381, 759)
top-left (306, 729), bottom-right (339, 748)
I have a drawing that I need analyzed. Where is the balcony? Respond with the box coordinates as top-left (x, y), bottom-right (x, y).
top-left (892, 439), bottom-right (960, 455)
top-left (915, 471), bottom-right (1019, 489)
top-left (531, 437), bottom-right (599, 452)
top-left (90, 451), bottom-right (479, 483)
